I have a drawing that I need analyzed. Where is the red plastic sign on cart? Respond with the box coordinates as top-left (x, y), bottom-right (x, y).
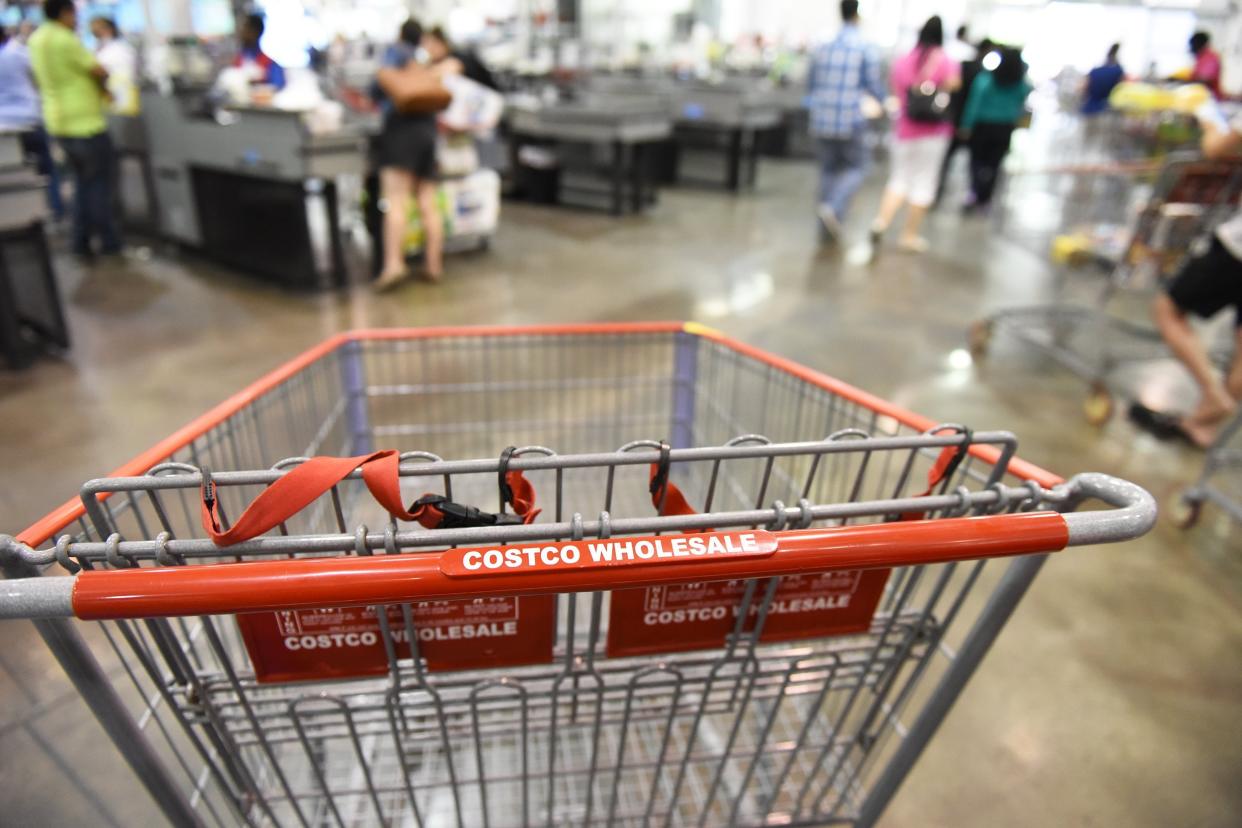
top-left (605, 569), bottom-right (890, 658)
top-left (237, 595), bottom-right (556, 683)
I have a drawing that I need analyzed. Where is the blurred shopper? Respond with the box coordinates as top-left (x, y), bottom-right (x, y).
top-left (1185, 32), bottom-right (1221, 99)
top-left (29, 0), bottom-right (120, 256)
top-left (870, 16), bottom-right (960, 254)
top-left (959, 47), bottom-right (1031, 211)
top-left (423, 26), bottom-right (498, 90)
top-left (805, 0), bottom-right (884, 243)
top-left (1136, 108), bottom-right (1242, 447)
top-left (373, 19), bottom-right (442, 290)
top-left (90, 17), bottom-right (138, 115)
top-left (946, 25), bottom-right (973, 64)
top-left (1081, 43), bottom-right (1124, 116)
top-left (0, 24), bottom-right (64, 220)
top-left (234, 13), bottom-right (285, 92)
top-left (935, 37), bottom-right (993, 205)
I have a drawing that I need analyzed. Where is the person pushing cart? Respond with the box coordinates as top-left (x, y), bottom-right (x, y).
top-left (1136, 104), bottom-right (1242, 446)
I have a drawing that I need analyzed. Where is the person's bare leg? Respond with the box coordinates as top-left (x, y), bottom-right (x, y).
top-left (1153, 293), bottom-right (1234, 445)
top-left (415, 178), bottom-right (443, 280)
top-left (898, 203), bottom-right (930, 252)
top-left (378, 167), bottom-right (412, 286)
top-left (871, 188), bottom-right (905, 235)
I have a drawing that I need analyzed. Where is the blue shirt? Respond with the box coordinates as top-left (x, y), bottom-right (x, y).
top-left (1082, 62), bottom-right (1123, 115)
top-left (0, 40), bottom-right (41, 129)
top-left (806, 24), bottom-right (885, 138)
top-left (237, 46), bottom-right (286, 90)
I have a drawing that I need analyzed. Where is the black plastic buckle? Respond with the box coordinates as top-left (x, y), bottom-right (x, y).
top-left (497, 446), bottom-right (517, 511)
top-left (649, 441), bottom-right (672, 496)
top-left (939, 428), bottom-right (974, 486)
top-left (411, 494), bottom-right (524, 529)
top-left (200, 466), bottom-right (216, 510)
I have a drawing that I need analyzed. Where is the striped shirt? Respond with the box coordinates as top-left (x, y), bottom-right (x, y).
top-left (806, 25), bottom-right (885, 138)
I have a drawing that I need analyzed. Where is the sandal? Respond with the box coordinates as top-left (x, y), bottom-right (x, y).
top-left (1127, 402), bottom-right (1195, 445)
top-left (373, 268), bottom-right (411, 293)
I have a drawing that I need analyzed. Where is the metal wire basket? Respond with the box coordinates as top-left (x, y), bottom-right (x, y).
top-left (1, 324), bottom-right (1154, 828)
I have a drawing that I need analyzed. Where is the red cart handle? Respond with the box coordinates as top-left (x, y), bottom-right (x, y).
top-left (201, 450), bottom-right (539, 546)
top-left (69, 515), bottom-right (1074, 620)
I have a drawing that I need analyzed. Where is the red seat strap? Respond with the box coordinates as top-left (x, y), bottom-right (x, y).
top-left (201, 449), bottom-right (539, 546)
top-left (649, 462), bottom-right (700, 518)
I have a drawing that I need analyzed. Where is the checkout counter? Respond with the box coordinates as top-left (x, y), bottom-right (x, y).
top-left (670, 81), bottom-right (782, 190)
top-left (0, 131), bottom-right (68, 369)
top-left (580, 76), bottom-right (782, 192)
top-left (140, 91), bottom-right (368, 289)
top-left (507, 96), bottom-right (672, 215)
top-left (110, 113), bottom-right (160, 234)
top-left (758, 85), bottom-right (816, 160)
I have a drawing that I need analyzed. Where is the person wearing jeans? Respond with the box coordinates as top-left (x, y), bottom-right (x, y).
top-left (0, 25), bottom-right (65, 221)
top-left (805, 0), bottom-right (885, 243)
top-left (29, 0), bottom-right (120, 256)
top-left (58, 132), bottom-right (120, 252)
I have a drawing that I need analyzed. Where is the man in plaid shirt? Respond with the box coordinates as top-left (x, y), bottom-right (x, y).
top-left (807, 0), bottom-right (885, 242)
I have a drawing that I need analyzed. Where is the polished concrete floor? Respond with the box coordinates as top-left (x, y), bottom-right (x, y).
top-left (1, 155), bottom-right (1241, 827)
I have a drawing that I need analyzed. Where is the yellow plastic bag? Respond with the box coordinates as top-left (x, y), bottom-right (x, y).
top-left (1051, 233), bottom-right (1092, 265)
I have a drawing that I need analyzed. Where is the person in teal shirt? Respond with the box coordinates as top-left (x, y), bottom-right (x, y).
top-left (958, 47), bottom-right (1032, 211)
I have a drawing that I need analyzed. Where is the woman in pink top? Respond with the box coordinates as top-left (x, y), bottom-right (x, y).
top-left (871, 16), bottom-right (961, 254)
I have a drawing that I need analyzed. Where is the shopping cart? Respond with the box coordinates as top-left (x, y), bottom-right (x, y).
top-left (973, 154), bottom-right (1242, 424)
top-left (990, 157), bottom-right (1159, 264)
top-left (0, 324), bottom-right (1155, 828)
top-left (1172, 407), bottom-right (1242, 529)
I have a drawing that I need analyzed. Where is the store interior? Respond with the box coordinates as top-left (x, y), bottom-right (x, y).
top-left (0, 0), bottom-right (1240, 826)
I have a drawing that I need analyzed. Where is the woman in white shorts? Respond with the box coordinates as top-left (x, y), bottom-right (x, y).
top-left (870, 16), bottom-right (960, 253)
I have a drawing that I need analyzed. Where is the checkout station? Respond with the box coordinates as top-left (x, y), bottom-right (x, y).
top-left (507, 94), bottom-right (672, 215)
top-left (118, 72), bottom-right (787, 262)
top-left (0, 2), bottom-right (815, 337)
top-left (508, 75), bottom-right (786, 212)
top-left (0, 131), bottom-right (66, 369)
top-left (136, 92), bottom-right (367, 288)
top-left (669, 79), bottom-right (783, 191)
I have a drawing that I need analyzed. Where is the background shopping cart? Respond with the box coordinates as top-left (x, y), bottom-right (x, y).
top-left (990, 158), bottom-right (1158, 265)
top-left (1, 324), bottom-right (1153, 828)
top-left (1173, 407), bottom-right (1242, 530)
top-left (973, 154), bottom-right (1242, 424)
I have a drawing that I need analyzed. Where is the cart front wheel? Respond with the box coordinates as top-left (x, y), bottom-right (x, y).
top-left (968, 320), bottom-right (992, 359)
top-left (1084, 385), bottom-right (1114, 426)
top-left (1170, 495), bottom-right (1202, 530)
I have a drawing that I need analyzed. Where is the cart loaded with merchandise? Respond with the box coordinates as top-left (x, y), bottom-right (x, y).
top-left (1, 324), bottom-right (1154, 827)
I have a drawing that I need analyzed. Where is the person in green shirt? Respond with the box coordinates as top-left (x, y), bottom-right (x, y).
top-left (958, 47), bottom-right (1032, 211)
top-left (29, 0), bottom-right (120, 255)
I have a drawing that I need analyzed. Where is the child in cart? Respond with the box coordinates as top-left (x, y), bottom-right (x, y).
top-left (1131, 105), bottom-right (1242, 447)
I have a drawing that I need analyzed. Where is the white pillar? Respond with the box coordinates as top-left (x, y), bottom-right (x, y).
top-left (1221, 2), bottom-right (1241, 96)
top-left (162, 0), bottom-right (195, 36)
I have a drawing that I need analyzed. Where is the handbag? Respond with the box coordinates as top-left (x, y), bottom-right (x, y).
top-left (376, 65), bottom-right (451, 114)
top-left (905, 52), bottom-right (952, 124)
